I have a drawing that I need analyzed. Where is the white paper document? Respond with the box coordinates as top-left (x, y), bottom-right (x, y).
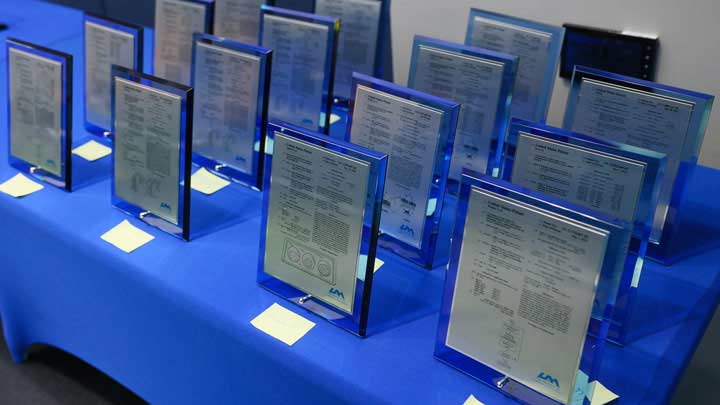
top-left (9, 47), bottom-right (63, 177)
top-left (350, 85), bottom-right (443, 249)
top-left (213, 0), bottom-right (264, 44)
top-left (571, 78), bottom-right (694, 241)
top-left (113, 77), bottom-right (183, 225)
top-left (469, 16), bottom-right (552, 121)
top-left (192, 41), bottom-right (260, 175)
top-left (191, 167), bottom-right (230, 195)
top-left (154, 0), bottom-right (208, 85)
top-left (447, 187), bottom-right (609, 404)
top-left (262, 13), bottom-right (329, 130)
top-left (511, 132), bottom-right (647, 223)
top-left (413, 45), bottom-right (505, 178)
top-left (264, 132), bottom-right (369, 314)
top-left (101, 219), bottom-right (155, 253)
top-left (73, 140), bottom-right (112, 162)
top-left (0, 173), bottom-right (44, 198)
top-left (251, 303), bottom-right (316, 346)
top-left (85, 20), bottom-right (136, 131)
top-left (315, 0), bottom-right (381, 99)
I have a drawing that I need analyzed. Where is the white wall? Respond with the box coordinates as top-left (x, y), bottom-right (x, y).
top-left (389, 0), bottom-right (720, 168)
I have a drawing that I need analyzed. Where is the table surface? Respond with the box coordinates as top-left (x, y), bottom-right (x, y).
top-left (1, 2), bottom-right (719, 404)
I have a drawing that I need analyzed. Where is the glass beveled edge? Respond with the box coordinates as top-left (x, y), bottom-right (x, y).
top-left (434, 171), bottom-right (629, 405)
top-left (408, 34), bottom-right (519, 179)
top-left (501, 118), bottom-right (666, 242)
top-left (347, 72), bottom-right (460, 268)
top-left (259, 5), bottom-right (340, 134)
top-left (6, 37), bottom-right (73, 192)
top-left (465, 8), bottom-right (565, 121)
top-left (110, 65), bottom-right (194, 241)
top-left (190, 32), bottom-right (272, 190)
top-left (257, 120), bottom-right (388, 336)
top-left (83, 12), bottom-right (144, 139)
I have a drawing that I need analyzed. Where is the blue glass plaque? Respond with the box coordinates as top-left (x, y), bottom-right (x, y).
top-left (259, 6), bottom-right (339, 134)
top-left (213, 0), bottom-right (267, 44)
top-left (83, 13), bottom-right (143, 140)
top-left (563, 66), bottom-right (714, 264)
top-left (498, 118), bottom-right (667, 344)
top-left (435, 173), bottom-right (633, 405)
top-left (191, 33), bottom-right (271, 190)
top-left (346, 73), bottom-right (459, 268)
top-left (153, 0), bottom-right (214, 86)
top-left (258, 121), bottom-right (388, 337)
top-left (111, 66), bottom-right (193, 240)
top-left (465, 8), bottom-right (564, 123)
top-left (314, 0), bottom-right (387, 103)
top-left (6, 38), bottom-right (73, 191)
top-left (408, 35), bottom-right (517, 187)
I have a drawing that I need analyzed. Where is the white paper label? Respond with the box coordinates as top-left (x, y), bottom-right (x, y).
top-left (413, 45), bottom-right (505, 178)
top-left (350, 85), bottom-right (443, 249)
top-left (315, 0), bottom-right (381, 100)
top-left (447, 187), bottom-right (608, 404)
top-left (192, 41), bottom-right (261, 174)
top-left (262, 14), bottom-right (328, 130)
top-left (154, 0), bottom-right (208, 85)
top-left (9, 47), bottom-right (63, 177)
top-left (469, 16), bottom-right (552, 121)
top-left (114, 77), bottom-right (183, 224)
top-left (512, 132), bottom-right (647, 223)
top-left (264, 132), bottom-right (369, 314)
top-left (571, 78), bottom-right (694, 240)
top-left (213, 0), bottom-right (264, 44)
top-left (84, 21), bottom-right (136, 131)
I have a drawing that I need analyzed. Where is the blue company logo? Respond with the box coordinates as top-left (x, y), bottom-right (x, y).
top-left (328, 288), bottom-right (345, 301)
top-left (399, 224), bottom-right (415, 237)
top-left (160, 202), bottom-right (172, 212)
top-left (537, 372), bottom-right (560, 390)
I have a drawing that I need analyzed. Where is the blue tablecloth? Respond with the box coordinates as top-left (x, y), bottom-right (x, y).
top-left (1, 2), bottom-right (720, 404)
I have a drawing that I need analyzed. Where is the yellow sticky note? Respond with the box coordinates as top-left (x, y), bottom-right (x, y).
top-left (251, 303), bottom-right (316, 346)
top-left (330, 113), bottom-right (342, 125)
top-left (0, 173), bottom-right (44, 198)
top-left (374, 258), bottom-right (384, 272)
top-left (191, 167), bottom-right (231, 195)
top-left (588, 381), bottom-right (619, 404)
top-left (463, 394), bottom-right (485, 405)
top-left (101, 220), bottom-right (155, 253)
top-left (72, 140), bottom-right (112, 161)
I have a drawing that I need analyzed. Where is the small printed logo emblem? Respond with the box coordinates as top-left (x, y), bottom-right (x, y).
top-left (399, 224), bottom-right (415, 237)
top-left (537, 372), bottom-right (560, 390)
top-left (160, 202), bottom-right (172, 212)
top-left (328, 288), bottom-right (345, 301)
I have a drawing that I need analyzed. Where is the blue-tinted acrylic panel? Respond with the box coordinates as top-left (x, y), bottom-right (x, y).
top-left (111, 66), bottom-right (193, 240)
top-left (259, 5), bottom-right (338, 134)
top-left (314, 0), bottom-right (388, 104)
top-left (153, 0), bottom-right (214, 86)
top-left (191, 33), bottom-right (271, 190)
top-left (465, 8), bottom-right (564, 123)
top-left (563, 66), bottom-right (714, 264)
top-left (436, 173), bottom-right (633, 405)
top-left (258, 121), bottom-right (387, 337)
top-left (499, 118), bottom-right (667, 344)
top-left (408, 35), bottom-right (517, 189)
top-left (6, 37), bottom-right (73, 191)
top-left (346, 73), bottom-right (459, 269)
top-left (83, 13), bottom-right (143, 140)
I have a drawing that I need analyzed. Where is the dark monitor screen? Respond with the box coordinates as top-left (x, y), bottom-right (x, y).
top-left (560, 24), bottom-right (658, 81)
